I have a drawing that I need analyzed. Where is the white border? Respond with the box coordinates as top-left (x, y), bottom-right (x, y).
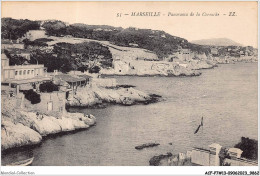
top-left (0, 0), bottom-right (259, 175)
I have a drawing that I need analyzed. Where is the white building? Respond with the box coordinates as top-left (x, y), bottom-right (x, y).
top-left (228, 148), bottom-right (243, 159)
top-left (1, 53), bottom-right (50, 94)
top-left (2, 40), bottom-right (25, 50)
top-left (24, 30), bottom-right (47, 41)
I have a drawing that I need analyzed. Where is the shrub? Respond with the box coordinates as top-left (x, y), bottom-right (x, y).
top-left (78, 66), bottom-right (88, 72)
top-left (89, 66), bottom-right (101, 73)
top-left (24, 89), bottom-right (41, 104)
top-left (39, 82), bottom-right (59, 92)
top-left (234, 137), bottom-right (258, 160)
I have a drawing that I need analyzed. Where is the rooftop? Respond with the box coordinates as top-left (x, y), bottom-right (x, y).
top-left (78, 74), bottom-right (92, 79)
top-left (3, 76), bottom-right (51, 85)
top-left (7, 48), bottom-right (31, 54)
top-left (3, 64), bottom-right (46, 69)
top-left (54, 74), bottom-right (86, 83)
top-left (208, 143), bottom-right (222, 149)
top-left (2, 39), bottom-right (23, 45)
top-left (228, 148), bottom-right (243, 154)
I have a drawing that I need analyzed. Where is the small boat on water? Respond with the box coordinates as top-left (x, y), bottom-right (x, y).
top-left (135, 143), bottom-right (160, 150)
top-left (6, 157), bottom-right (34, 166)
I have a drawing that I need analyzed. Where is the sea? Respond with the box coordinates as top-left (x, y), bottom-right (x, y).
top-left (2, 62), bottom-right (258, 166)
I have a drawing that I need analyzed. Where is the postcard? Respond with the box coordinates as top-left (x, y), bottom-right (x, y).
top-left (1, 1), bottom-right (258, 175)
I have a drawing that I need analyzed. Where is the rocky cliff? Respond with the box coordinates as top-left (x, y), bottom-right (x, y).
top-left (1, 97), bottom-right (96, 151)
top-left (66, 86), bottom-right (160, 107)
top-left (101, 59), bottom-right (216, 76)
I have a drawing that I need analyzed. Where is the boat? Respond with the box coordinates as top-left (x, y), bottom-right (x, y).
top-left (6, 157), bottom-right (34, 166)
top-left (135, 143), bottom-right (160, 150)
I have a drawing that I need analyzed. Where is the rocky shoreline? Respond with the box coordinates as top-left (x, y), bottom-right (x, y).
top-left (66, 86), bottom-right (162, 108)
top-left (1, 56), bottom-right (257, 154)
top-left (1, 108), bottom-right (96, 152)
top-left (101, 55), bottom-right (257, 77)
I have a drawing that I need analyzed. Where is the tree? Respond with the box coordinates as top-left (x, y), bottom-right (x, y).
top-left (42, 20), bottom-right (67, 36)
top-left (89, 66), bottom-right (101, 73)
top-left (78, 66), bottom-right (88, 72)
top-left (39, 82), bottom-right (59, 92)
top-left (2, 18), bottom-right (40, 40)
top-left (24, 89), bottom-right (41, 104)
top-left (234, 137), bottom-right (258, 160)
top-left (4, 50), bottom-right (27, 66)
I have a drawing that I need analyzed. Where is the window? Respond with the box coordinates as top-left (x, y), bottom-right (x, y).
top-left (47, 101), bottom-right (53, 111)
top-left (9, 93), bottom-right (14, 97)
top-left (27, 70), bottom-right (30, 74)
top-left (15, 71), bottom-right (18, 75)
top-left (31, 70), bottom-right (34, 75)
top-left (23, 70), bottom-right (26, 75)
top-left (19, 70), bottom-right (22, 75)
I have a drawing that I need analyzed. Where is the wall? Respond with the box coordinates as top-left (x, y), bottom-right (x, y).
top-left (224, 158), bottom-right (258, 166)
top-left (2, 69), bottom-right (15, 81)
top-left (191, 148), bottom-right (210, 166)
top-left (24, 91), bottom-right (66, 117)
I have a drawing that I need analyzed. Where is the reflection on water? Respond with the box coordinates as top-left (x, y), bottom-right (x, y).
top-left (2, 63), bottom-right (258, 166)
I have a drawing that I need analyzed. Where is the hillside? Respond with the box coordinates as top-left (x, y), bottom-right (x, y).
top-left (191, 38), bottom-right (242, 46)
top-left (1, 18), bottom-right (212, 59)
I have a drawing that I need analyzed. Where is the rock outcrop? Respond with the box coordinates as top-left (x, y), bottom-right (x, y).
top-left (1, 107), bottom-right (96, 151)
top-left (67, 86), bottom-right (160, 107)
top-left (211, 56), bottom-right (258, 64)
top-left (1, 117), bottom-right (42, 151)
top-left (101, 60), bottom-right (204, 77)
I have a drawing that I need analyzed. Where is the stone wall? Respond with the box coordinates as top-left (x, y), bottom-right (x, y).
top-left (191, 148), bottom-right (210, 166)
top-left (23, 91), bottom-right (66, 117)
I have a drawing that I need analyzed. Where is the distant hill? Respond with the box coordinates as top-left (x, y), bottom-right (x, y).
top-left (191, 38), bottom-right (243, 46)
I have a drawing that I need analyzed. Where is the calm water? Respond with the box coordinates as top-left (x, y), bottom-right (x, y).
top-left (2, 63), bottom-right (258, 166)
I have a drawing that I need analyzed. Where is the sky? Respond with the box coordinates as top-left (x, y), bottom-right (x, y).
top-left (1, 1), bottom-right (258, 47)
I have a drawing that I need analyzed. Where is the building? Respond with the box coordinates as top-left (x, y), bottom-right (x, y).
top-left (239, 50), bottom-right (245, 57)
top-left (22, 91), bottom-right (67, 117)
top-left (227, 148), bottom-right (243, 159)
top-left (1, 53), bottom-right (50, 94)
top-left (211, 48), bottom-right (218, 57)
top-left (191, 143), bottom-right (222, 166)
top-left (190, 143), bottom-right (257, 166)
top-left (7, 48), bottom-right (31, 60)
top-left (2, 40), bottom-right (25, 50)
top-left (129, 43), bottom-right (139, 47)
top-left (52, 73), bottom-right (90, 96)
top-left (24, 30), bottom-right (47, 41)
top-left (174, 48), bottom-right (191, 61)
top-left (182, 49), bottom-right (191, 60)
